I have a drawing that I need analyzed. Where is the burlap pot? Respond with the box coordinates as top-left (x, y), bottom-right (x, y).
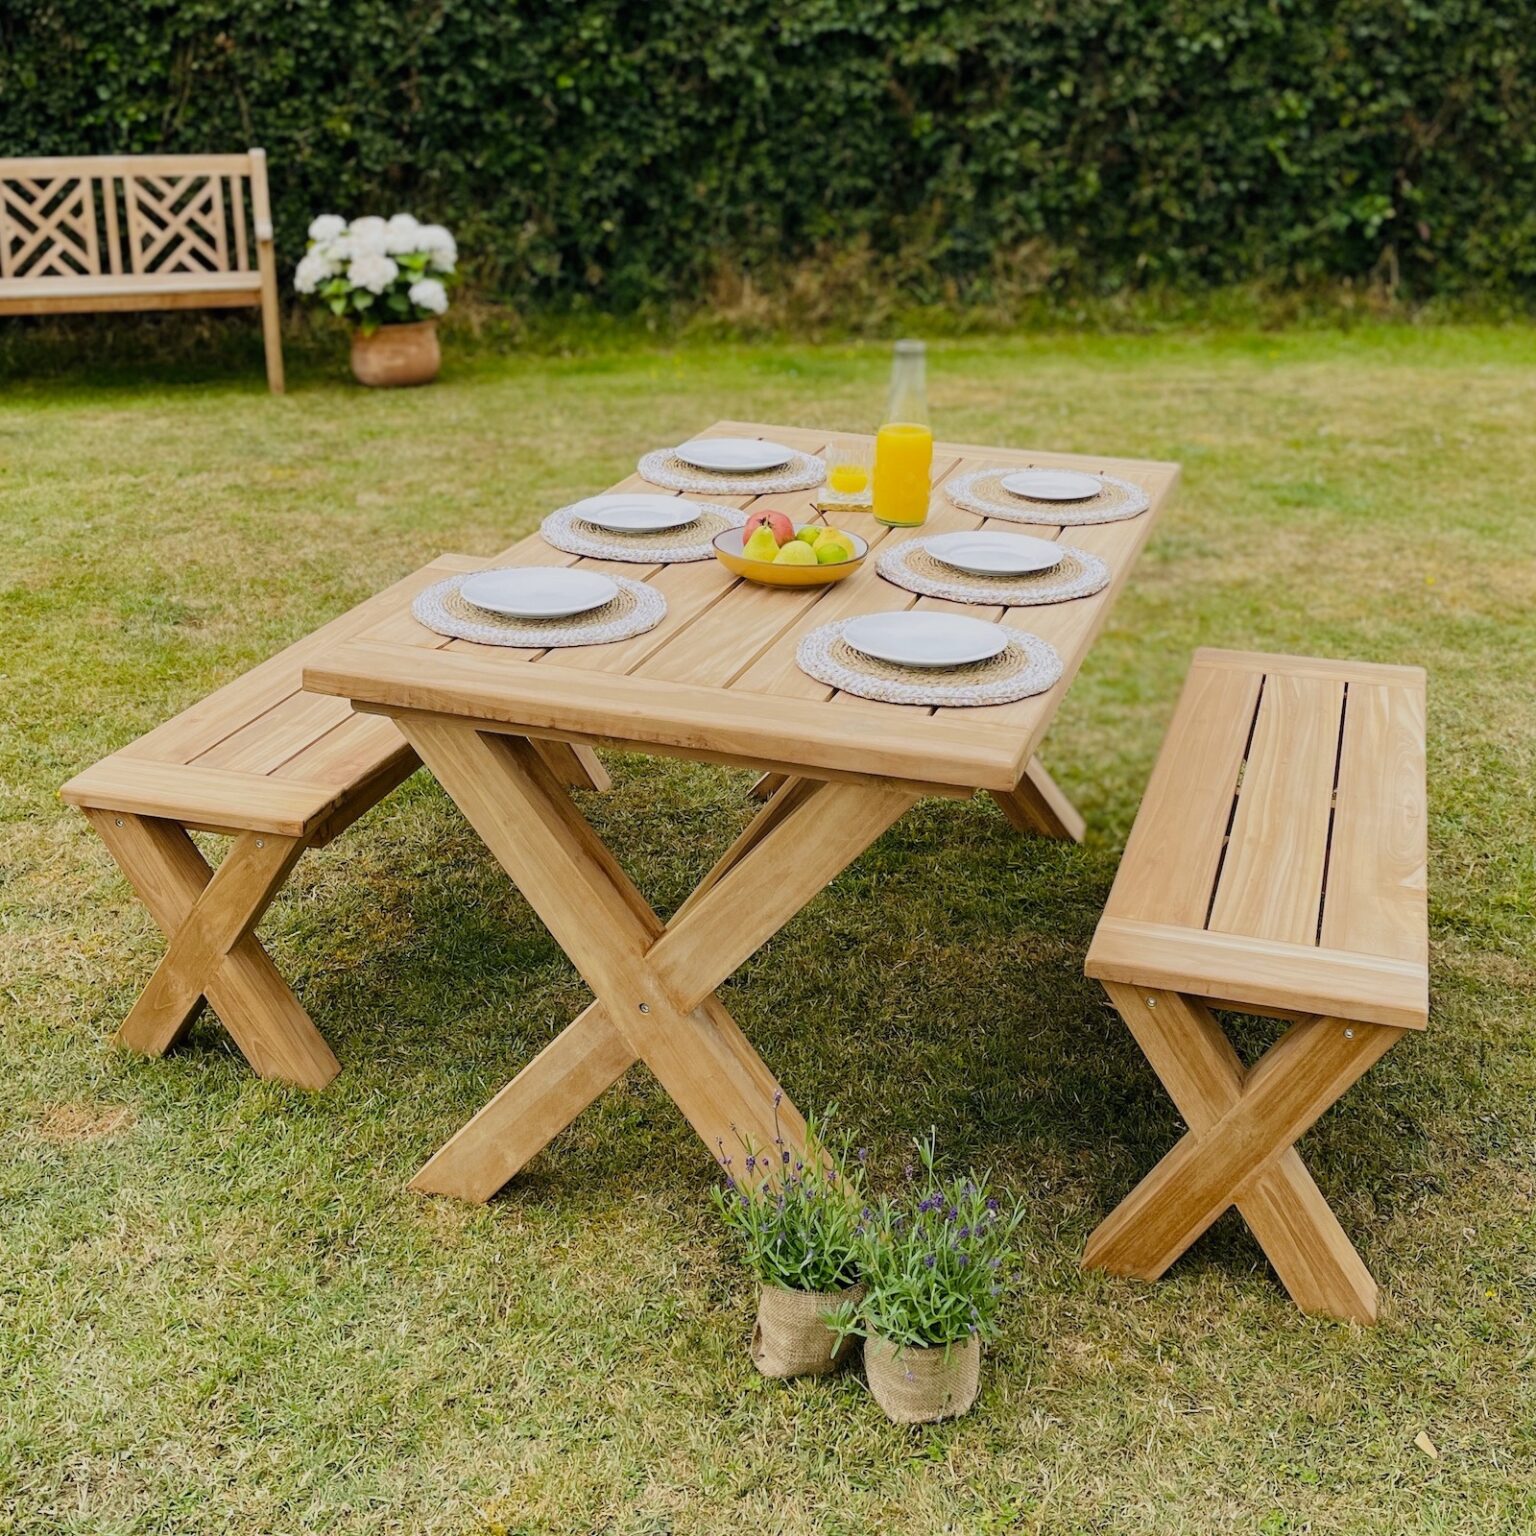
top-left (751, 1283), bottom-right (864, 1378)
top-left (864, 1334), bottom-right (982, 1423)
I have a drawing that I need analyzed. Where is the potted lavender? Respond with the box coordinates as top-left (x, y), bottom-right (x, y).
top-left (712, 1104), bottom-right (867, 1378)
top-left (832, 1135), bottom-right (1024, 1423)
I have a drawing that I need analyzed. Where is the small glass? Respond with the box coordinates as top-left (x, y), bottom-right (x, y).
top-left (820, 436), bottom-right (874, 512)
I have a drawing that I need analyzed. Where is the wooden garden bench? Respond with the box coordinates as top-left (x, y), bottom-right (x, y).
top-left (0, 150), bottom-right (285, 392)
top-left (60, 555), bottom-right (608, 1092)
top-left (1082, 648), bottom-right (1428, 1323)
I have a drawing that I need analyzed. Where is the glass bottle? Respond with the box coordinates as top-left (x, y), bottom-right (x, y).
top-left (873, 339), bottom-right (934, 527)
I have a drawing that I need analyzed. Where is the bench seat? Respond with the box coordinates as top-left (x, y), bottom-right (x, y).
top-left (1082, 647), bottom-right (1428, 1322)
top-left (62, 553), bottom-right (608, 1091)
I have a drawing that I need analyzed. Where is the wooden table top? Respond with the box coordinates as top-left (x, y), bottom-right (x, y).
top-left (304, 421), bottom-right (1180, 796)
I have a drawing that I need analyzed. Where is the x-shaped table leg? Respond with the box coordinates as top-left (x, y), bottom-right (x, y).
top-left (85, 810), bottom-right (340, 1089)
top-left (397, 716), bottom-right (917, 1202)
top-left (1083, 985), bottom-right (1401, 1322)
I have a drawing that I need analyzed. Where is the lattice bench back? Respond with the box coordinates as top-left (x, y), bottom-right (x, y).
top-left (0, 150), bottom-right (285, 391)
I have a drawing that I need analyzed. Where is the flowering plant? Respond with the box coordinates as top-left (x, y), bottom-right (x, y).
top-left (711, 1102), bottom-right (867, 1293)
top-left (292, 213), bottom-right (456, 333)
top-left (831, 1133), bottom-right (1024, 1351)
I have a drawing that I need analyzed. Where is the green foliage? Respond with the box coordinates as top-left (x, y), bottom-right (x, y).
top-left (831, 1134), bottom-right (1025, 1350)
top-left (1, 1), bottom-right (1532, 311)
top-left (711, 1110), bottom-right (866, 1293)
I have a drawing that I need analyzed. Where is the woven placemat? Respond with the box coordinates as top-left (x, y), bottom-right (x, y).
top-left (876, 538), bottom-right (1110, 607)
top-left (639, 447), bottom-right (827, 496)
top-left (796, 618), bottom-right (1063, 707)
top-left (411, 571), bottom-right (666, 648)
top-left (945, 468), bottom-right (1149, 526)
top-left (540, 501), bottom-right (744, 563)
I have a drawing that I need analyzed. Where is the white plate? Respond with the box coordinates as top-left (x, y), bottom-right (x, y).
top-left (923, 531), bottom-right (1064, 576)
top-left (843, 611), bottom-right (1009, 669)
top-left (571, 493), bottom-right (704, 533)
top-left (1001, 468), bottom-right (1102, 502)
top-left (674, 437), bottom-right (794, 473)
top-left (460, 567), bottom-right (619, 619)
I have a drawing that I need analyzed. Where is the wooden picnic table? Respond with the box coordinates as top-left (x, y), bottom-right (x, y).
top-left (302, 421), bottom-right (1181, 1200)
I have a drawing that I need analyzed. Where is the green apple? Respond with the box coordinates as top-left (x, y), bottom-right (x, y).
top-left (794, 526), bottom-right (823, 546)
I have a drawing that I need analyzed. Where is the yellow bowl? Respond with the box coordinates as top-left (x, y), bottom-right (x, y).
top-left (712, 526), bottom-right (869, 587)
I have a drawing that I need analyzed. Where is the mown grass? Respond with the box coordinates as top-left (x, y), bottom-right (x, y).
top-left (1, 323), bottom-right (1533, 1535)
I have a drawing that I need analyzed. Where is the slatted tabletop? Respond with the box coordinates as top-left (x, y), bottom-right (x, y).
top-left (305, 420), bottom-right (1181, 795)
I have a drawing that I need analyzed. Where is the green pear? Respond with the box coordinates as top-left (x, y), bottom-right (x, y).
top-left (743, 526), bottom-right (782, 562)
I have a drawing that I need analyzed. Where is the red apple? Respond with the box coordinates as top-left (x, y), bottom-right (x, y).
top-left (744, 508), bottom-right (794, 546)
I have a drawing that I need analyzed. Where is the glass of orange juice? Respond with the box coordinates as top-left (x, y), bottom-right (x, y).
top-left (822, 437), bottom-right (873, 509)
top-left (873, 341), bottom-right (933, 526)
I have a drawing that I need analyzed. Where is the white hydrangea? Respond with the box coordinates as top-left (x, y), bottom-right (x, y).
top-left (293, 250), bottom-right (336, 294)
top-left (384, 213), bottom-right (422, 254)
top-left (348, 215), bottom-right (389, 256)
top-left (417, 223), bottom-right (458, 273)
top-left (307, 213), bottom-right (346, 242)
top-left (347, 252), bottom-right (399, 295)
top-left (408, 277), bottom-right (449, 315)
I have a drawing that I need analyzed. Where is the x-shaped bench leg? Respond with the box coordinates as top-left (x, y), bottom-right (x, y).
top-left (1083, 985), bottom-right (1401, 1322)
top-left (85, 810), bottom-right (340, 1090)
top-left (397, 716), bottom-right (916, 1202)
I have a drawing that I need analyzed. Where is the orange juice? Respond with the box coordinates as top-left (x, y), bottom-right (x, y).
top-left (828, 462), bottom-right (869, 495)
top-left (873, 422), bottom-right (933, 526)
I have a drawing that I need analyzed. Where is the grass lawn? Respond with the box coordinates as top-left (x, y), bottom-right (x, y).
top-left (2, 323), bottom-right (1533, 1535)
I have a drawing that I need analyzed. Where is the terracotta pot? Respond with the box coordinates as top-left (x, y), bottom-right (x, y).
top-left (864, 1334), bottom-right (981, 1423)
top-left (350, 319), bottom-right (441, 387)
top-left (751, 1282), bottom-right (864, 1378)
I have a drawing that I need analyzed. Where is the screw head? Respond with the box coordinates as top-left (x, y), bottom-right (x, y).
top-left (638, 1002), bottom-right (651, 1014)
top-left (114, 817), bottom-right (124, 827)
top-left (1146, 997), bottom-right (1157, 1009)
top-left (1344, 1027), bottom-right (1355, 1040)
top-left (255, 838), bottom-right (265, 849)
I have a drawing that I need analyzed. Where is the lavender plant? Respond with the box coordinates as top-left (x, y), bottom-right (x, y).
top-left (831, 1133), bottom-right (1025, 1351)
top-left (711, 1101), bottom-right (867, 1294)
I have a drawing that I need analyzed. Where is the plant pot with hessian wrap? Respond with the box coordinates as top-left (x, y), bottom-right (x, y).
top-left (712, 1105), bottom-right (869, 1379)
top-left (830, 1132), bottom-right (1025, 1424)
top-left (292, 212), bottom-right (456, 387)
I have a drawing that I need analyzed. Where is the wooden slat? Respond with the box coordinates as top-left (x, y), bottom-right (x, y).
top-left (0, 271), bottom-right (259, 300)
top-left (1320, 680), bottom-right (1428, 964)
top-left (1194, 648), bottom-right (1425, 688)
top-left (272, 712), bottom-right (410, 788)
top-left (231, 175), bottom-right (249, 270)
top-left (1, 154), bottom-right (256, 177)
top-left (192, 691), bottom-right (355, 773)
top-left (1207, 671), bottom-right (1344, 944)
top-left (1085, 918), bottom-right (1428, 1030)
top-left (1102, 661), bottom-right (1264, 927)
top-left (60, 759), bottom-right (341, 838)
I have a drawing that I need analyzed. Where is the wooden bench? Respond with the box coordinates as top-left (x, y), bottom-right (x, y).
top-left (0, 150), bottom-right (285, 392)
top-left (1082, 648), bottom-right (1428, 1323)
top-left (60, 555), bottom-right (608, 1092)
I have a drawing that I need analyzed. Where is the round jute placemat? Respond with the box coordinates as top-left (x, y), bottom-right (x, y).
top-left (876, 538), bottom-right (1110, 607)
top-left (638, 447), bottom-right (827, 496)
top-left (540, 502), bottom-right (744, 563)
top-left (945, 468), bottom-right (1149, 526)
top-left (796, 618), bottom-right (1063, 707)
top-left (411, 571), bottom-right (666, 648)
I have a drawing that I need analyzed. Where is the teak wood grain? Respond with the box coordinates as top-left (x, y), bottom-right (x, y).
top-left (1083, 648), bottom-right (1428, 1322)
top-left (293, 420), bottom-right (1177, 1199)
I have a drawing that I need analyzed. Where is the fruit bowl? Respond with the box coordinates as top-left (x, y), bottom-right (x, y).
top-left (713, 526), bottom-right (870, 588)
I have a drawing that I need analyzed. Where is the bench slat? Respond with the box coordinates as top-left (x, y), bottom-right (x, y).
top-left (1321, 681), bottom-right (1428, 966)
top-left (1208, 672), bottom-right (1343, 945)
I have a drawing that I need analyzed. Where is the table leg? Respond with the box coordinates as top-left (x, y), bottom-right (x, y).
top-left (397, 717), bottom-right (916, 1200)
top-left (990, 757), bottom-right (1085, 841)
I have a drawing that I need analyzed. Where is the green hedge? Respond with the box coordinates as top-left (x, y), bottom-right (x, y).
top-left (2, 0), bottom-right (1532, 310)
